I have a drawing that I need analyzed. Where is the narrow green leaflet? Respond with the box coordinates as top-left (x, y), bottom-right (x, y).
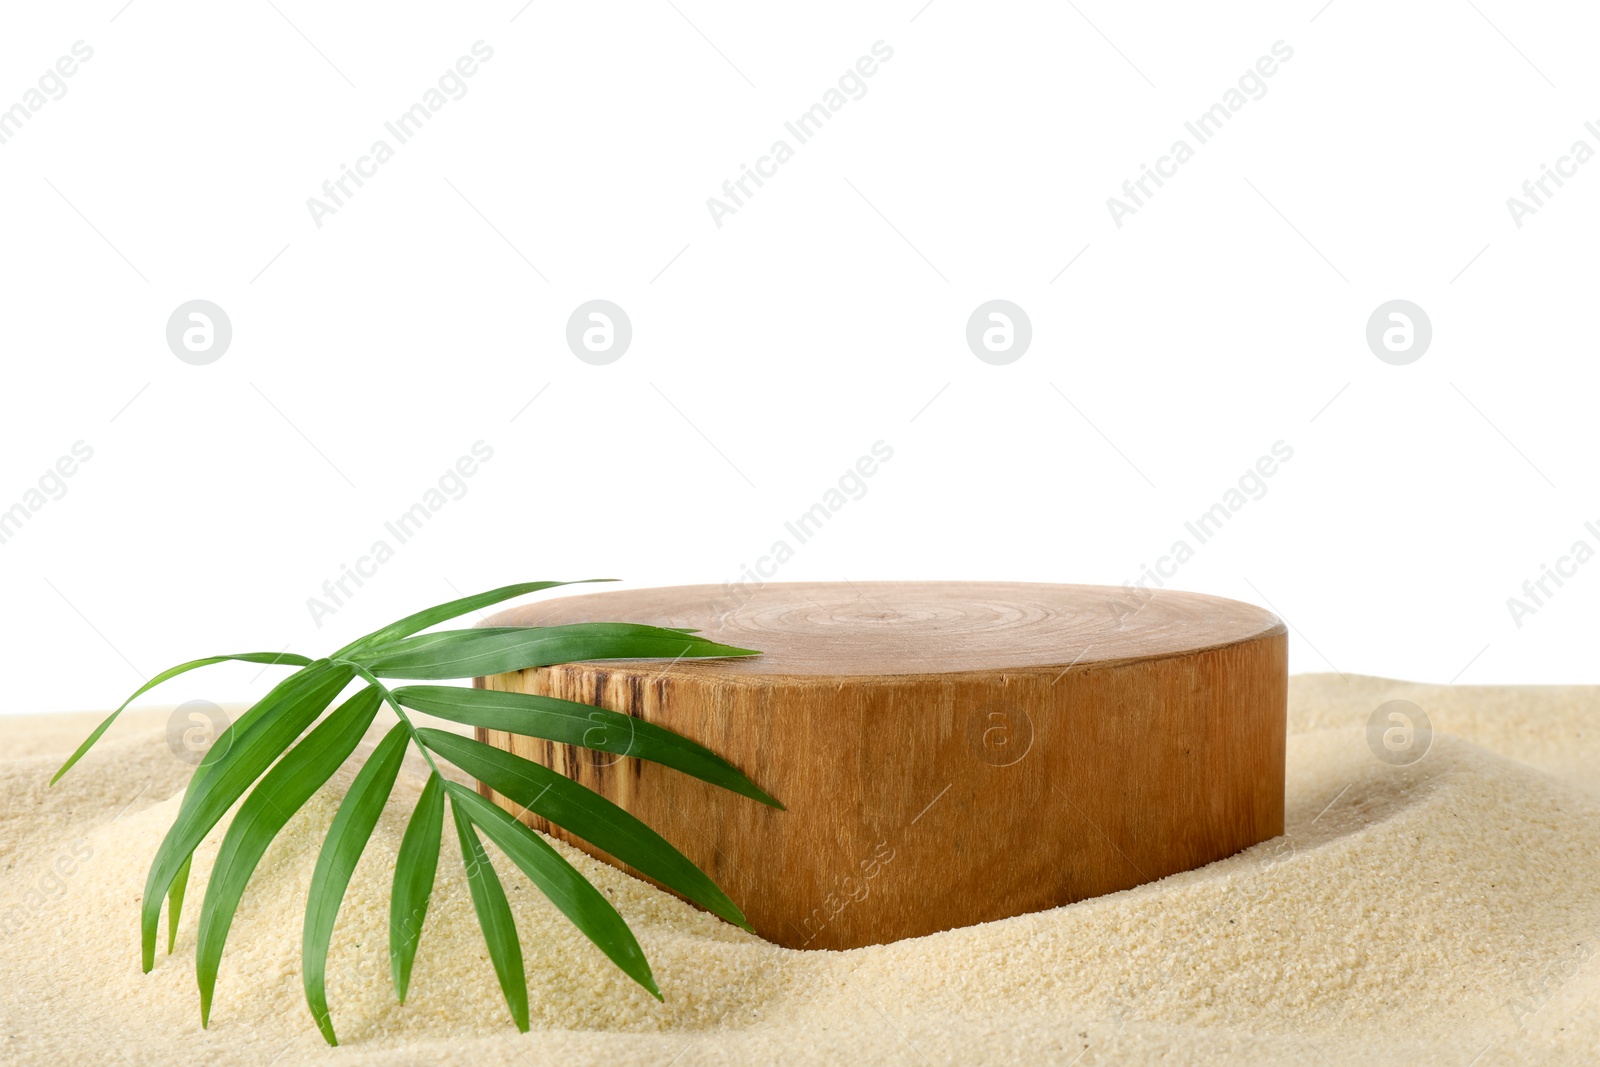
top-left (50, 652), bottom-right (314, 784)
top-left (394, 685), bottom-right (781, 808)
top-left (357, 622), bottom-right (759, 681)
top-left (448, 784), bottom-right (659, 998)
top-left (452, 799), bottom-right (530, 1032)
top-left (140, 660), bottom-right (356, 971)
top-left (390, 772), bottom-right (444, 1004)
top-left (196, 686), bottom-right (383, 1025)
top-left (336, 579), bottom-right (612, 658)
top-left (166, 856), bottom-right (191, 955)
top-left (417, 730), bottom-right (749, 929)
top-left (303, 723), bottom-right (410, 1047)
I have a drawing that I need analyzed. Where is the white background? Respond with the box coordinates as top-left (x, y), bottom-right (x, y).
top-left (1, 0), bottom-right (1595, 716)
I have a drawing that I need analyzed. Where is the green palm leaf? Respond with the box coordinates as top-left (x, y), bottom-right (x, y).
top-left (53, 580), bottom-right (776, 1044)
top-left (196, 686), bottom-right (383, 1026)
top-left (356, 623), bottom-right (758, 681)
top-left (393, 685), bottom-right (781, 808)
top-left (303, 722), bottom-right (410, 1046)
top-left (416, 729), bottom-right (748, 929)
top-left (451, 799), bottom-right (529, 1032)
top-left (390, 772), bottom-right (444, 1004)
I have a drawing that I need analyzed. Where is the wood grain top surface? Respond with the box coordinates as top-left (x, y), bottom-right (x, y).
top-left (481, 581), bottom-right (1285, 679)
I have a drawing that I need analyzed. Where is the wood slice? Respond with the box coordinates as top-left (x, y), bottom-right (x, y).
top-left (476, 581), bottom-right (1286, 950)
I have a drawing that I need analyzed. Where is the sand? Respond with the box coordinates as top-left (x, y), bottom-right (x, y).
top-left (2, 674), bottom-right (1598, 1065)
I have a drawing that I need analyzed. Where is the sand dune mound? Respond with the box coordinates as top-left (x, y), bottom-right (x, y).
top-left (3, 676), bottom-right (1598, 1065)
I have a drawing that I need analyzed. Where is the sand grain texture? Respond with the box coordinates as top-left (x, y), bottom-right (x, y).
top-left (2, 675), bottom-right (1598, 1065)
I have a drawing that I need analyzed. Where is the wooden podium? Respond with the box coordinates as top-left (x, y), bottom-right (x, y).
top-left (476, 581), bottom-right (1286, 949)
